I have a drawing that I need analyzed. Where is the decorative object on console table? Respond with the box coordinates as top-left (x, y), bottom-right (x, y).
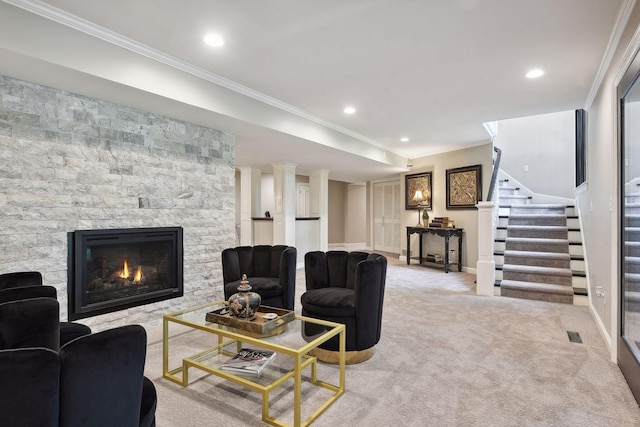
top-left (428, 217), bottom-right (448, 228)
top-left (220, 348), bottom-right (276, 377)
top-left (405, 172), bottom-right (432, 210)
top-left (446, 164), bottom-right (482, 209)
top-left (228, 274), bottom-right (261, 320)
top-left (412, 190), bottom-right (427, 226)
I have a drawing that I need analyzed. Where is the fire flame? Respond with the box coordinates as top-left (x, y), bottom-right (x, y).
top-left (120, 260), bottom-right (143, 283)
top-left (120, 260), bottom-right (129, 279)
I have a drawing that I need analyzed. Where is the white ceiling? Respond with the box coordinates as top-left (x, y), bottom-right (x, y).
top-left (0, 0), bottom-right (625, 182)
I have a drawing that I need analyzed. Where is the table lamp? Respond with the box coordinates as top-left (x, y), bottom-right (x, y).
top-left (412, 190), bottom-right (426, 226)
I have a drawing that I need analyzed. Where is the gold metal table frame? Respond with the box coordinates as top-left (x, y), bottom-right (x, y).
top-left (163, 301), bottom-right (346, 427)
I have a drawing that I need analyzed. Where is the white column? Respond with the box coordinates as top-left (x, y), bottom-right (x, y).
top-left (272, 163), bottom-right (297, 246)
top-left (476, 201), bottom-right (496, 296)
top-left (239, 166), bottom-right (261, 246)
top-left (310, 169), bottom-right (330, 251)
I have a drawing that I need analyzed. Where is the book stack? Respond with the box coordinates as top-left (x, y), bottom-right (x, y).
top-left (220, 348), bottom-right (276, 377)
top-left (428, 217), bottom-right (448, 227)
top-left (429, 217), bottom-right (455, 228)
top-left (425, 253), bottom-right (444, 263)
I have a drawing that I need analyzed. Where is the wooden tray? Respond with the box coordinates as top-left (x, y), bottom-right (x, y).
top-left (205, 305), bottom-right (295, 335)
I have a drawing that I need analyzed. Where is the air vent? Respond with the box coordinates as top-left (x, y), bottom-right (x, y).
top-left (567, 331), bottom-right (582, 343)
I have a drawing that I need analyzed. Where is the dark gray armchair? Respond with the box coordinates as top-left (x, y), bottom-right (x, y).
top-left (301, 251), bottom-right (387, 363)
top-left (222, 245), bottom-right (297, 310)
top-left (0, 322), bottom-right (156, 427)
top-left (60, 325), bottom-right (156, 427)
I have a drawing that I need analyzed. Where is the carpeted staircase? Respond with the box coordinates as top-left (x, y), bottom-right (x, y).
top-left (494, 180), bottom-right (586, 304)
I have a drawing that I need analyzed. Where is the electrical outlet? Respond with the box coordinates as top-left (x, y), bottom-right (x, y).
top-left (595, 286), bottom-right (606, 298)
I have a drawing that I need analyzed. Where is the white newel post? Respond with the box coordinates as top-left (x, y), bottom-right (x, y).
top-left (476, 201), bottom-right (496, 296)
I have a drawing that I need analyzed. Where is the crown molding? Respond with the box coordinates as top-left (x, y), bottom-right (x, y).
top-left (585, 0), bottom-right (637, 110)
top-left (1, 0), bottom-right (393, 153)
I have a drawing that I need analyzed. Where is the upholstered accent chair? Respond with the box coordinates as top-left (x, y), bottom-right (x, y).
top-left (0, 325), bottom-right (157, 427)
top-left (0, 277), bottom-right (91, 346)
top-left (222, 245), bottom-right (297, 310)
top-left (301, 251), bottom-right (387, 364)
top-left (59, 325), bottom-right (156, 427)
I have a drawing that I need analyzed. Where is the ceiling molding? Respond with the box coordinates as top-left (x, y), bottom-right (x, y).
top-left (2, 0), bottom-right (394, 153)
top-left (585, 0), bottom-right (637, 110)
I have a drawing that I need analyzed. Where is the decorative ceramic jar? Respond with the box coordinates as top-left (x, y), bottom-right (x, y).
top-left (228, 274), bottom-right (261, 320)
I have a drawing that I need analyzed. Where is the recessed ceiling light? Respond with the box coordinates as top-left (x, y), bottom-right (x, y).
top-left (343, 106), bottom-right (356, 115)
top-left (526, 69), bottom-right (544, 79)
top-left (204, 33), bottom-right (225, 47)
top-left (400, 137), bottom-right (410, 142)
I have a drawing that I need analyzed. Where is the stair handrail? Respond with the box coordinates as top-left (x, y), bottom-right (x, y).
top-left (487, 146), bottom-right (501, 202)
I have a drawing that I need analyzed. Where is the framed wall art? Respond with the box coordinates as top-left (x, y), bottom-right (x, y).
top-left (446, 164), bottom-right (482, 209)
top-left (405, 172), bottom-right (432, 210)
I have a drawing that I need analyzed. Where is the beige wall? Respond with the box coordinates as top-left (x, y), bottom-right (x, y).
top-left (328, 180), bottom-right (347, 244)
top-left (580, 1), bottom-right (640, 351)
top-left (402, 143), bottom-right (493, 271)
top-left (346, 184), bottom-right (367, 244)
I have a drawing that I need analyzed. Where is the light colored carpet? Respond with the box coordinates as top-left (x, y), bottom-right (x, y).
top-left (144, 254), bottom-right (640, 426)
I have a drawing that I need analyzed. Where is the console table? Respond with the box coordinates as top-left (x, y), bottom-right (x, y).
top-left (406, 227), bottom-right (463, 273)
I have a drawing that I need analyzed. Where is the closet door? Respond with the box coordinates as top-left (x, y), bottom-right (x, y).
top-left (373, 180), bottom-right (401, 253)
top-left (619, 49), bottom-right (640, 405)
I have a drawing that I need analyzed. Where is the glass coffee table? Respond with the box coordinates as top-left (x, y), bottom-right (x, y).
top-left (163, 301), bottom-right (346, 427)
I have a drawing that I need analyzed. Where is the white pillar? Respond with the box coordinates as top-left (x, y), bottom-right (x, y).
top-left (476, 201), bottom-right (496, 296)
top-left (272, 163), bottom-right (297, 246)
top-left (310, 169), bottom-right (330, 251)
top-left (239, 166), bottom-right (261, 246)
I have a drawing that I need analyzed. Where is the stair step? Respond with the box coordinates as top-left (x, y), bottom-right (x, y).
top-left (509, 204), bottom-right (568, 215)
top-left (625, 214), bottom-right (640, 227)
top-left (495, 279), bottom-right (588, 294)
top-left (503, 250), bottom-right (570, 268)
top-left (626, 242), bottom-right (640, 257)
top-left (505, 237), bottom-right (569, 253)
top-left (506, 225), bottom-right (568, 239)
top-left (625, 273), bottom-right (640, 292)
top-left (500, 279), bottom-right (574, 304)
top-left (507, 214), bottom-right (568, 226)
top-left (626, 291), bottom-right (640, 312)
top-left (498, 186), bottom-right (519, 195)
top-left (624, 256), bottom-right (640, 274)
top-left (502, 264), bottom-right (573, 286)
top-left (494, 265), bottom-right (585, 276)
top-left (500, 195), bottom-right (532, 205)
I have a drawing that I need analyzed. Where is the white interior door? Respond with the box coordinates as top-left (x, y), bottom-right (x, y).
top-left (296, 184), bottom-right (310, 217)
top-left (373, 180), bottom-right (401, 253)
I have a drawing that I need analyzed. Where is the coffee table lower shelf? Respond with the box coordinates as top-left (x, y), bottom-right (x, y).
top-left (163, 303), bottom-right (345, 427)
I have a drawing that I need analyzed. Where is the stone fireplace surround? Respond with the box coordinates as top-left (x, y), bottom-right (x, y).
top-left (0, 75), bottom-right (236, 331)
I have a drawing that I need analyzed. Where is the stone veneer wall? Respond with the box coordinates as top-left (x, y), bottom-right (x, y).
top-left (0, 75), bottom-right (236, 330)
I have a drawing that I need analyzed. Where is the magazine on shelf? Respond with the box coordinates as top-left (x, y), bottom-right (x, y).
top-left (220, 348), bottom-right (276, 377)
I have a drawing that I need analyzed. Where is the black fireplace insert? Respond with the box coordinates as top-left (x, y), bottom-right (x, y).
top-left (68, 227), bottom-right (183, 320)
